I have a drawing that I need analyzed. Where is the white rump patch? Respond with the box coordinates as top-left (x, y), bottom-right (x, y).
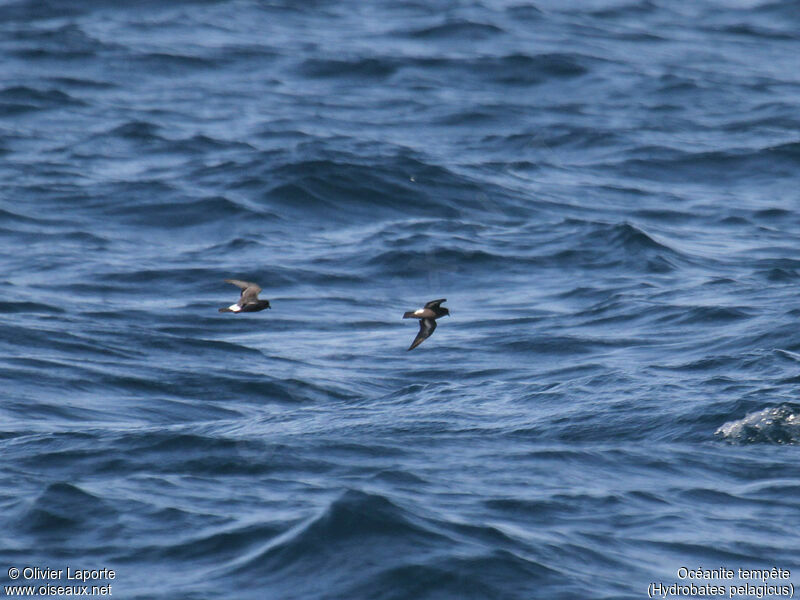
top-left (229, 304), bottom-right (241, 312)
top-left (414, 308), bottom-right (425, 316)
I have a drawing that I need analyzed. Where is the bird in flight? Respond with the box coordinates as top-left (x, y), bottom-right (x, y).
top-left (402, 298), bottom-right (449, 351)
top-left (219, 279), bottom-right (271, 313)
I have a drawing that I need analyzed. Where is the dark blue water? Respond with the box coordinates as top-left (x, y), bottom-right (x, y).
top-left (2, 1), bottom-right (800, 598)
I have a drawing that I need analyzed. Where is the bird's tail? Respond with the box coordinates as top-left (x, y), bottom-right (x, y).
top-left (218, 307), bottom-right (233, 313)
top-left (403, 311), bottom-right (418, 319)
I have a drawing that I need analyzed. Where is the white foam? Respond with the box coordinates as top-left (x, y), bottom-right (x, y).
top-left (716, 405), bottom-right (800, 445)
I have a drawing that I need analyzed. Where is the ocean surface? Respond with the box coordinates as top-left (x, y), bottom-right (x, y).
top-left (2, 0), bottom-right (800, 598)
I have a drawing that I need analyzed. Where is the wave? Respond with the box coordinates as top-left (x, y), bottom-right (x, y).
top-left (403, 20), bottom-right (505, 40)
top-left (495, 334), bottom-right (625, 355)
top-left (45, 76), bottom-right (115, 90)
top-left (601, 143), bottom-right (800, 182)
top-left (133, 521), bottom-right (287, 563)
top-left (219, 488), bottom-right (558, 597)
top-left (0, 324), bottom-right (132, 360)
top-left (96, 121), bottom-right (255, 155)
top-left (0, 2), bottom-right (84, 23)
top-left (481, 125), bottom-right (626, 152)
top-left (36, 430), bottom-right (330, 479)
top-left (244, 490), bottom-right (446, 568)
top-left (655, 306), bottom-right (752, 326)
top-left (89, 362), bottom-right (356, 406)
top-left (350, 549), bottom-right (559, 599)
top-left (552, 221), bottom-right (688, 273)
top-left (299, 52), bottom-right (594, 87)
top-left (0, 227), bottom-right (108, 250)
top-left (132, 51), bottom-right (220, 72)
top-left (0, 301), bottom-right (65, 314)
top-left (504, 4), bottom-right (544, 20)
top-left (367, 246), bottom-right (503, 273)
top-left (346, 220), bottom-right (689, 278)
top-left (586, 0), bottom-right (658, 19)
top-left (716, 404), bottom-right (800, 445)
top-left (714, 23), bottom-right (798, 41)
top-left (19, 482), bottom-right (117, 535)
top-left (423, 53), bottom-right (594, 86)
top-left (105, 195), bottom-right (273, 227)
top-left (109, 120), bottom-right (161, 140)
top-left (0, 85), bottom-right (84, 114)
top-left (222, 151), bottom-right (497, 221)
top-left (299, 57), bottom-right (399, 80)
top-left (0, 207), bottom-right (70, 226)
top-left (9, 23), bottom-right (115, 59)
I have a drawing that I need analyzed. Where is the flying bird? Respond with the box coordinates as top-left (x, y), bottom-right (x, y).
top-left (402, 298), bottom-right (449, 351)
top-left (219, 279), bottom-right (271, 313)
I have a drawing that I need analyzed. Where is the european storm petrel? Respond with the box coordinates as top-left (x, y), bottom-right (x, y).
top-left (218, 279), bottom-right (271, 313)
top-left (403, 298), bottom-right (449, 351)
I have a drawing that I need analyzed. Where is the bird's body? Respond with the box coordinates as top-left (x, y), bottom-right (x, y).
top-left (403, 298), bottom-right (449, 350)
top-left (219, 279), bottom-right (271, 313)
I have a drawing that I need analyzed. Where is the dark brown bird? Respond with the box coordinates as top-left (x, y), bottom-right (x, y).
top-left (402, 298), bottom-right (449, 351)
top-left (218, 279), bottom-right (271, 313)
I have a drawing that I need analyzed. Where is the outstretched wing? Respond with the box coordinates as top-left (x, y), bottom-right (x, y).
top-left (225, 279), bottom-right (262, 294)
top-left (424, 298), bottom-right (446, 309)
top-left (408, 318), bottom-right (436, 351)
top-left (225, 279), bottom-right (261, 304)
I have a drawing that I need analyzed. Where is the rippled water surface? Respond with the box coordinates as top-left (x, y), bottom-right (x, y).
top-left (2, 0), bottom-right (800, 598)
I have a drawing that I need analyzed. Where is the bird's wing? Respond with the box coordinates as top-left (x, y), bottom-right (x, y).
top-left (225, 279), bottom-right (261, 293)
top-left (408, 318), bottom-right (437, 351)
top-left (225, 279), bottom-right (262, 303)
top-left (424, 298), bottom-right (447, 309)
top-left (241, 289), bottom-right (262, 305)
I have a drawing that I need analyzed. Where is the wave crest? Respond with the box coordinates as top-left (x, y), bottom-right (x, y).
top-left (716, 404), bottom-right (800, 445)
